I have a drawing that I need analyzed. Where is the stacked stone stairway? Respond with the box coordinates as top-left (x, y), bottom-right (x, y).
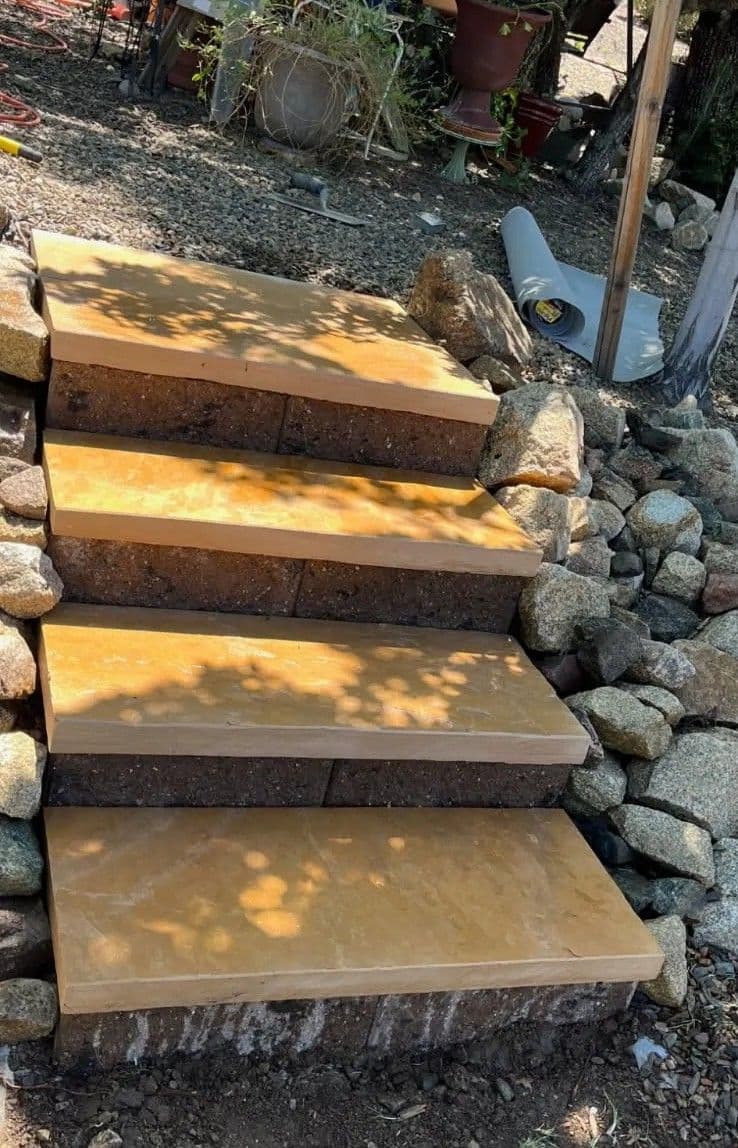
top-left (32, 231), bottom-right (662, 1064)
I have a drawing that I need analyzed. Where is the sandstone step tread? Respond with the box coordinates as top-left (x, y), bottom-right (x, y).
top-left (44, 431), bottom-right (541, 577)
top-left (45, 805), bottom-right (664, 1014)
top-left (40, 604), bottom-right (588, 763)
top-left (32, 231), bottom-right (497, 425)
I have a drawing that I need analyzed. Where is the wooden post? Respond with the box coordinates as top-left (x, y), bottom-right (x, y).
top-left (593, 0), bottom-right (681, 380)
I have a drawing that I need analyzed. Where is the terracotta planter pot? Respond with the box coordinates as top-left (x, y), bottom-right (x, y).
top-left (440, 2), bottom-right (552, 143)
top-left (254, 38), bottom-right (350, 151)
top-left (514, 92), bottom-right (560, 157)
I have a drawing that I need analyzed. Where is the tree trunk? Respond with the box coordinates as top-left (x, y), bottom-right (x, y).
top-left (568, 41), bottom-right (646, 196)
top-left (658, 167), bottom-right (738, 406)
top-left (672, 10), bottom-right (738, 199)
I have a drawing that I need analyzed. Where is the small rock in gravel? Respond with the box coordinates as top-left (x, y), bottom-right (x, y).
top-left (619, 683), bottom-right (685, 725)
top-left (626, 638), bottom-right (695, 689)
top-left (566, 535), bottom-right (612, 578)
top-left (517, 563), bottom-right (610, 652)
top-left (467, 355), bottom-right (521, 394)
top-left (0, 544), bottom-right (62, 619)
top-left (626, 491), bottom-right (703, 556)
top-left (628, 730), bottom-right (738, 839)
top-left (694, 900), bottom-right (738, 954)
top-left (0, 817), bottom-right (43, 895)
top-left (479, 384), bottom-right (583, 493)
top-left (0, 467), bottom-right (47, 522)
top-left (115, 1088), bottom-right (145, 1109)
top-left (610, 805), bottom-right (715, 884)
top-left (672, 219), bottom-right (708, 251)
top-left (88, 1132), bottom-right (123, 1148)
top-left (0, 978), bottom-right (57, 1041)
top-left (0, 898), bottom-right (51, 980)
top-left (631, 593), bottom-right (699, 643)
top-left (702, 572), bottom-right (738, 614)
top-left (566, 686), bottom-right (671, 759)
top-left (566, 752), bottom-right (627, 813)
top-left (641, 916), bottom-right (688, 1007)
top-left (662, 406), bottom-right (705, 431)
top-left (696, 610), bottom-right (738, 658)
top-left (651, 553), bottom-right (706, 604)
top-left (649, 878), bottom-right (707, 921)
top-left (0, 732), bottom-right (45, 819)
top-left (0, 613), bottom-right (35, 700)
top-left (575, 617), bottom-right (643, 684)
top-left (495, 1078), bottom-right (514, 1102)
top-left (494, 485), bottom-right (571, 562)
top-left (672, 639), bottom-right (738, 724)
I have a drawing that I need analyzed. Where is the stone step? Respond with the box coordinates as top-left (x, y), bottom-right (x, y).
top-left (44, 430), bottom-right (540, 576)
top-left (40, 604), bottom-right (588, 764)
top-left (45, 805), bottom-right (663, 1018)
top-left (33, 231), bottom-right (498, 475)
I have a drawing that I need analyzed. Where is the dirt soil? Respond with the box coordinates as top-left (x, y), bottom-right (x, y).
top-left (1, 946), bottom-right (737, 1148)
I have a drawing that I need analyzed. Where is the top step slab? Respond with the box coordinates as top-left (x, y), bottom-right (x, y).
top-left (32, 231), bottom-right (498, 426)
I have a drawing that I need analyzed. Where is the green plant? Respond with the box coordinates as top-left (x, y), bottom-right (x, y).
top-left (635, 0), bottom-right (697, 40)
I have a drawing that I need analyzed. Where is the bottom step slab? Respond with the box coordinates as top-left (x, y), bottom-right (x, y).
top-left (54, 982), bottom-right (636, 1068)
top-left (46, 807), bottom-right (663, 1016)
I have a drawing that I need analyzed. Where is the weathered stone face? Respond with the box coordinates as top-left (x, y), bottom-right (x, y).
top-left (0, 978), bottom-right (57, 1041)
top-left (517, 564), bottom-right (610, 653)
top-left (408, 249), bottom-right (532, 366)
top-left (0, 247), bottom-right (49, 383)
top-left (696, 610), bottom-right (738, 658)
top-left (568, 387), bottom-right (625, 450)
top-left (619, 683), bottom-right (685, 726)
top-left (626, 491), bottom-right (703, 556)
top-left (0, 613), bottom-right (36, 700)
top-left (641, 916), bottom-right (687, 1007)
top-left (651, 552), bottom-right (706, 604)
top-left (0, 466), bottom-right (47, 522)
top-left (0, 544), bottom-right (63, 619)
top-left (667, 429), bottom-right (738, 503)
top-left (479, 384), bottom-right (583, 493)
top-left (626, 639), bottom-right (696, 689)
top-left (566, 687), bottom-right (671, 760)
top-left (0, 817), bottom-right (43, 896)
top-left (0, 732), bottom-right (45, 819)
top-left (627, 731), bottom-right (738, 840)
top-left (672, 639), bottom-right (738, 725)
top-left (610, 804), bottom-right (714, 885)
top-left (494, 485), bottom-right (571, 563)
top-left (566, 753), bottom-right (627, 814)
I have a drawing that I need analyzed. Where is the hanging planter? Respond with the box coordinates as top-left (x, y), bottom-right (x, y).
top-left (514, 91), bottom-right (561, 157)
top-left (439, 2), bottom-right (552, 144)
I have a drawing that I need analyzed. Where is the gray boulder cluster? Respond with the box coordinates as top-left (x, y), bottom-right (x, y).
top-left (0, 246), bottom-right (60, 1041)
top-left (605, 158), bottom-right (720, 253)
top-left (480, 381), bottom-right (738, 1008)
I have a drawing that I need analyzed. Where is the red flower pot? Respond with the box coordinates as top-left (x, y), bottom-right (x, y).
top-left (514, 92), bottom-right (561, 157)
top-left (440, 2), bottom-right (552, 143)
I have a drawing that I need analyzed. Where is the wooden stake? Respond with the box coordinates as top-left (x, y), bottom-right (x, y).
top-left (593, 0), bottom-right (682, 380)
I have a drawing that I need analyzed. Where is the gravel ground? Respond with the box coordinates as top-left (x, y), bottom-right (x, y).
top-left (1, 7), bottom-right (737, 1148)
top-left (0, 5), bottom-right (736, 427)
top-left (0, 947), bottom-right (736, 1148)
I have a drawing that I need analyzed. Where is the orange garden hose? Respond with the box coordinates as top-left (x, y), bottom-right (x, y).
top-left (0, 0), bottom-right (89, 130)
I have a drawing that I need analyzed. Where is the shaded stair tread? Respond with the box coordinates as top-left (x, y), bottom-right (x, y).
top-left (45, 805), bottom-right (665, 1015)
top-left (39, 604), bottom-right (589, 763)
top-left (31, 231), bottom-right (497, 425)
top-left (44, 431), bottom-right (541, 577)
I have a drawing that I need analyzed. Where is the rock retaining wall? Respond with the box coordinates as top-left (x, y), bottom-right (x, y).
top-left (0, 244), bottom-right (61, 1042)
top-left (481, 380), bottom-right (738, 1009)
